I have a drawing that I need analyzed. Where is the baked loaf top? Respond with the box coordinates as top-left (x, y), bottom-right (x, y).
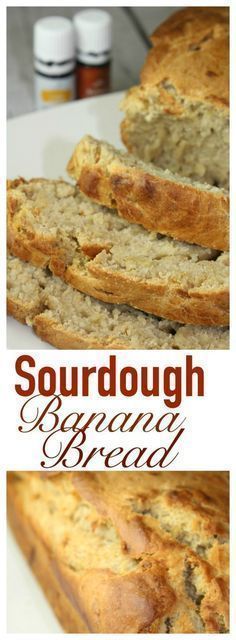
top-left (8, 471), bottom-right (229, 633)
top-left (67, 135), bottom-right (229, 251)
top-left (7, 254), bottom-right (229, 349)
top-left (141, 7), bottom-right (228, 110)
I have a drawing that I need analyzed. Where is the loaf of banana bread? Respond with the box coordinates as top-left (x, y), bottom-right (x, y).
top-left (121, 8), bottom-right (229, 190)
top-left (7, 471), bottom-right (229, 633)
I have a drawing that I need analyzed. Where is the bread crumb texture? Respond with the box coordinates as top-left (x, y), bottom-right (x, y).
top-left (67, 135), bottom-right (229, 251)
top-left (121, 8), bottom-right (229, 190)
top-left (7, 179), bottom-right (229, 327)
top-left (7, 254), bottom-right (229, 349)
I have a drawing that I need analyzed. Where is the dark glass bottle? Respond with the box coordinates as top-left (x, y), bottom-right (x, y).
top-left (73, 10), bottom-right (112, 100)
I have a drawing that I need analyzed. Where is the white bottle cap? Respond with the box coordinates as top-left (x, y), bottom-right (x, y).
top-left (34, 16), bottom-right (75, 64)
top-left (73, 10), bottom-right (112, 65)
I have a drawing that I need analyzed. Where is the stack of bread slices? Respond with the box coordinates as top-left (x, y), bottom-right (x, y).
top-left (7, 8), bottom-right (229, 350)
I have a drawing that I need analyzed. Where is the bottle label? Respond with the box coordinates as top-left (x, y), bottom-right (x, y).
top-left (76, 64), bottom-right (110, 99)
top-left (41, 89), bottom-right (73, 102)
top-left (35, 73), bottom-right (75, 109)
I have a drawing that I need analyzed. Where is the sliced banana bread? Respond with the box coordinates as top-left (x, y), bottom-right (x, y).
top-left (7, 255), bottom-right (229, 349)
top-left (7, 179), bottom-right (229, 326)
top-left (7, 471), bottom-right (229, 633)
top-left (67, 135), bottom-right (229, 251)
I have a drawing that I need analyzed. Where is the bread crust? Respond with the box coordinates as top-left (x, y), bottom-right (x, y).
top-left (7, 298), bottom-right (40, 325)
top-left (142, 8), bottom-right (229, 110)
top-left (81, 260), bottom-right (229, 327)
top-left (8, 236), bottom-right (229, 327)
top-left (33, 314), bottom-right (128, 350)
top-left (7, 292), bottom-right (133, 350)
top-left (120, 8), bottom-right (229, 190)
top-left (7, 475), bottom-right (89, 633)
top-left (7, 471), bottom-right (229, 633)
top-left (7, 473), bottom-right (176, 634)
top-left (7, 255), bottom-right (229, 349)
top-left (7, 179), bottom-right (229, 326)
top-left (121, 8), bottom-right (229, 116)
top-left (67, 137), bottom-right (229, 252)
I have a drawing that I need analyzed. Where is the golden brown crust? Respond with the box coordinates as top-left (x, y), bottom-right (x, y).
top-left (8, 239), bottom-right (229, 327)
top-left (72, 472), bottom-right (229, 562)
top-left (7, 254), bottom-right (230, 349)
top-left (68, 260), bottom-right (229, 327)
top-left (82, 165), bottom-right (228, 251)
top-left (7, 471), bottom-right (229, 634)
top-left (7, 473), bottom-right (176, 634)
top-left (33, 314), bottom-right (127, 350)
top-left (7, 298), bottom-right (35, 325)
top-left (67, 139), bottom-right (229, 252)
top-left (7, 475), bottom-right (89, 633)
top-left (7, 292), bottom-right (130, 350)
top-left (120, 8), bottom-right (229, 191)
top-left (8, 486), bottom-right (175, 634)
top-left (7, 179), bottom-right (229, 326)
top-left (142, 7), bottom-right (229, 110)
top-left (59, 561), bottom-right (176, 633)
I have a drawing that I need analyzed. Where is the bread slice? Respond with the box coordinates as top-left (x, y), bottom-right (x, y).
top-left (67, 136), bottom-right (229, 251)
top-left (7, 254), bottom-right (229, 349)
top-left (7, 471), bottom-right (229, 633)
top-left (120, 8), bottom-right (229, 190)
top-left (7, 179), bottom-right (229, 327)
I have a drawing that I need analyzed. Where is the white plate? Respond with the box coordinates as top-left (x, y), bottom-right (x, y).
top-left (7, 91), bottom-right (125, 349)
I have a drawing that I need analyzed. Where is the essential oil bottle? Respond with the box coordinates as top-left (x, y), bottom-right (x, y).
top-left (73, 10), bottom-right (112, 99)
top-left (34, 16), bottom-right (76, 109)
